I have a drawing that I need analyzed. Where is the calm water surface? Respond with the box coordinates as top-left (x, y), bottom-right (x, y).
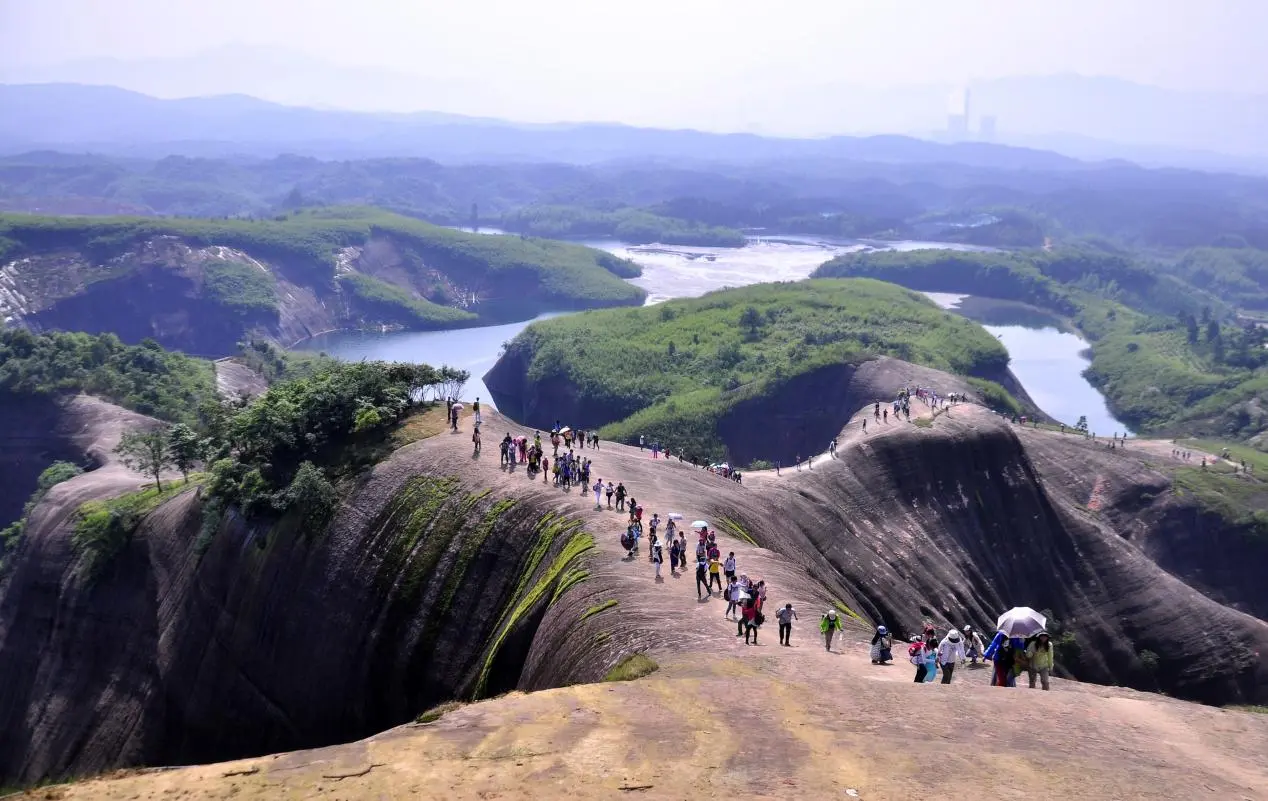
top-left (924, 292), bottom-right (1132, 435)
top-left (296, 236), bottom-right (1123, 428)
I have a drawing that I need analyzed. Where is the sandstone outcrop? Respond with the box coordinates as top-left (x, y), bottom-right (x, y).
top-left (2, 359), bottom-right (1267, 787)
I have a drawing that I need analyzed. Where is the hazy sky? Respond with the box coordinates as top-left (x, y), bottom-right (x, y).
top-left (2, 0), bottom-right (1266, 131)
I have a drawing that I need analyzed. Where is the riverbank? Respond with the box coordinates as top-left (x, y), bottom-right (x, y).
top-left (816, 247), bottom-right (1268, 442)
top-left (925, 293), bottom-right (1130, 434)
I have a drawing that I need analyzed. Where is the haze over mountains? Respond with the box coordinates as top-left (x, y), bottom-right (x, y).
top-left (3, 45), bottom-right (1268, 173)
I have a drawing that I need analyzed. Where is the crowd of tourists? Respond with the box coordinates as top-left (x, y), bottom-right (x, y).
top-left (459, 399), bottom-right (1062, 691)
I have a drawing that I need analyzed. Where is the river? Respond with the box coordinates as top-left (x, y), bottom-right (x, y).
top-left (924, 293), bottom-right (1131, 435)
top-left (295, 236), bottom-right (1128, 432)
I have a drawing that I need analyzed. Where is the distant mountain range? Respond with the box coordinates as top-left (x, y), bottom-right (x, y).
top-left (0, 83), bottom-right (1110, 171)
top-left (5, 45), bottom-right (1268, 172)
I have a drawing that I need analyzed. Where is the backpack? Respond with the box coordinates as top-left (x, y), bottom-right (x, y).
top-left (755, 611), bottom-right (766, 626)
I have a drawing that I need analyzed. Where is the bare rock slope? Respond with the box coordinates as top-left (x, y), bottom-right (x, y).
top-left (2, 359), bottom-right (1267, 790)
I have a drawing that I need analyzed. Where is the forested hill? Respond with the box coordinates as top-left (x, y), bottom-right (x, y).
top-left (814, 248), bottom-right (1268, 442)
top-left (0, 207), bottom-right (645, 355)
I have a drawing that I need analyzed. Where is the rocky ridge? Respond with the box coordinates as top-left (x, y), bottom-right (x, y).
top-left (2, 359), bottom-right (1267, 792)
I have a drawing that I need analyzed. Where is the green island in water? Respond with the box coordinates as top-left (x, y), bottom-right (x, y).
top-left (484, 278), bottom-right (1025, 462)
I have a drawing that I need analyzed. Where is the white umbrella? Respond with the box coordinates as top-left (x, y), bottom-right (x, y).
top-left (996, 607), bottom-right (1047, 638)
top-left (452, 403), bottom-right (464, 411)
top-left (692, 520), bottom-right (709, 529)
top-left (667, 513), bottom-right (684, 520)
top-left (736, 591), bottom-right (751, 601)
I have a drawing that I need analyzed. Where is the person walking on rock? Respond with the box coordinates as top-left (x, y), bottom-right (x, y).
top-left (1026, 631), bottom-right (1054, 690)
top-left (991, 635), bottom-right (1017, 687)
top-left (870, 625), bottom-right (893, 664)
top-left (911, 631), bottom-right (937, 682)
top-left (695, 554), bottom-right (710, 600)
top-left (777, 603), bottom-right (798, 646)
top-left (724, 577), bottom-right (740, 618)
top-left (937, 629), bottom-right (966, 684)
top-left (820, 609), bottom-right (843, 652)
top-left (615, 482), bottom-right (627, 511)
top-left (723, 552), bottom-right (737, 585)
top-left (963, 625), bottom-right (986, 665)
top-left (652, 542), bottom-right (664, 581)
top-left (592, 478), bottom-right (603, 510)
top-left (743, 594), bottom-right (763, 645)
top-left (605, 481), bottom-right (615, 509)
top-left (707, 554), bottom-right (723, 595)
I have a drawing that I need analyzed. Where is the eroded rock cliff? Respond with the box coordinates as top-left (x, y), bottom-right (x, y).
top-left (2, 366), bottom-right (1267, 786)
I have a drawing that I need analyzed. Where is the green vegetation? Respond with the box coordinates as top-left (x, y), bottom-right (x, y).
top-left (71, 479), bottom-right (203, 582)
top-left (203, 361), bottom-right (455, 520)
top-left (475, 515), bottom-right (594, 696)
top-left (504, 279), bottom-right (1012, 459)
top-left (115, 428), bottom-right (174, 491)
top-left (1, 461), bottom-right (83, 573)
top-left (202, 257), bottom-right (278, 316)
top-left (814, 248), bottom-right (1268, 439)
top-left (1179, 439), bottom-right (1268, 474)
top-left (1166, 248), bottom-right (1268, 312)
top-left (603, 653), bottom-right (659, 682)
top-left (339, 272), bottom-right (476, 326)
top-left (501, 205), bottom-right (745, 247)
top-left (0, 207), bottom-right (646, 309)
top-left (236, 338), bottom-right (338, 384)
top-left (715, 515), bottom-right (757, 546)
top-left (964, 377), bottom-right (1024, 417)
top-left (0, 330), bottom-right (216, 425)
top-left (581, 599), bottom-right (619, 621)
top-left (832, 600), bottom-right (865, 623)
top-left (1170, 466), bottom-right (1268, 538)
top-left (414, 700), bottom-right (464, 724)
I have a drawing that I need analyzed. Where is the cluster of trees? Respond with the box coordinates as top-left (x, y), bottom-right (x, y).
top-left (112, 361), bottom-right (469, 528)
top-left (0, 329), bottom-right (217, 425)
top-left (1177, 307), bottom-right (1268, 369)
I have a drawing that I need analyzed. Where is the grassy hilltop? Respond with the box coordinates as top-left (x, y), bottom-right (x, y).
top-left (0, 207), bottom-right (647, 352)
top-left (492, 278), bottom-right (1016, 460)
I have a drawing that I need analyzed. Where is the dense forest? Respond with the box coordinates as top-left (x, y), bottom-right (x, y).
top-left (6, 151), bottom-right (1268, 250)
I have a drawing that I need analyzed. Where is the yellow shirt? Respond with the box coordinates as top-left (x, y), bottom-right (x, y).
top-left (708, 559), bottom-right (721, 574)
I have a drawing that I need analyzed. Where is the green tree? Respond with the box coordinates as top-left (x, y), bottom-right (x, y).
top-left (1075, 415), bottom-right (1088, 432)
top-left (275, 461), bottom-right (338, 526)
top-left (1185, 314), bottom-right (1200, 345)
top-left (166, 423), bottom-right (203, 483)
top-left (739, 305), bottom-right (762, 337)
top-left (116, 428), bottom-right (174, 492)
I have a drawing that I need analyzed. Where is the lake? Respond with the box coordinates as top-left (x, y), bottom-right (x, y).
top-left (924, 293), bottom-right (1132, 435)
top-left (295, 236), bottom-right (1128, 433)
top-left (297, 235), bottom-right (879, 401)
